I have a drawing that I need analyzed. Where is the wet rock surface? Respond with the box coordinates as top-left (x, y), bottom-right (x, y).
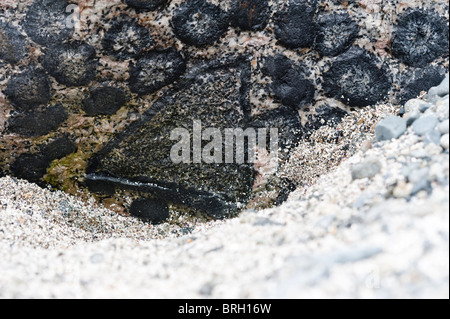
top-left (0, 0), bottom-right (449, 221)
top-left (87, 58), bottom-right (255, 218)
top-left (0, 76), bottom-right (448, 298)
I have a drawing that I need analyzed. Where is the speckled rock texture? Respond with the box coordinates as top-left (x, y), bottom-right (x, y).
top-left (0, 0), bottom-right (449, 221)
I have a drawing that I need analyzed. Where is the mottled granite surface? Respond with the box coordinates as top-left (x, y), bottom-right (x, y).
top-left (0, 0), bottom-right (448, 221)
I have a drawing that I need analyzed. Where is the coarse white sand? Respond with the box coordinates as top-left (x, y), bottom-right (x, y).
top-left (1, 124), bottom-right (448, 298)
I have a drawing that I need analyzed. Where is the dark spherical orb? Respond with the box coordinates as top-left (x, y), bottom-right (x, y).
top-left (392, 10), bottom-right (449, 67)
top-left (7, 103), bottom-right (68, 137)
top-left (21, 0), bottom-right (73, 46)
top-left (315, 13), bottom-right (359, 57)
top-left (0, 22), bottom-right (28, 65)
top-left (82, 87), bottom-right (128, 116)
top-left (398, 66), bottom-right (446, 104)
top-left (42, 41), bottom-right (97, 87)
top-left (323, 49), bottom-right (392, 107)
top-left (129, 48), bottom-right (186, 96)
top-left (171, 0), bottom-right (229, 47)
top-left (10, 154), bottom-right (50, 184)
top-left (102, 17), bottom-right (155, 60)
top-left (4, 65), bottom-right (51, 111)
top-left (39, 135), bottom-right (77, 162)
top-left (262, 54), bottom-right (315, 110)
top-left (129, 198), bottom-right (170, 224)
top-left (230, 0), bottom-right (271, 32)
top-left (274, 0), bottom-right (318, 49)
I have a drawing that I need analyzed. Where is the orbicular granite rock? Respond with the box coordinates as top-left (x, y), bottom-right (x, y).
top-left (0, 0), bottom-right (449, 222)
top-left (86, 58), bottom-right (256, 218)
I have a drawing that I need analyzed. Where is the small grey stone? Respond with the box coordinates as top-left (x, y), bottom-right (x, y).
top-left (419, 102), bottom-right (433, 112)
top-left (253, 217), bottom-right (285, 227)
top-left (412, 115), bottom-right (439, 136)
top-left (199, 283), bottom-right (214, 296)
top-left (438, 119), bottom-right (449, 135)
top-left (90, 253), bottom-right (105, 264)
top-left (428, 74), bottom-right (449, 98)
top-left (375, 116), bottom-right (407, 141)
top-left (315, 215), bottom-right (336, 229)
top-left (351, 158), bottom-right (382, 180)
top-left (411, 179), bottom-right (432, 196)
top-left (409, 149), bottom-right (431, 160)
top-left (408, 167), bottom-right (432, 196)
top-left (404, 110), bottom-right (421, 126)
top-left (404, 99), bottom-right (431, 113)
top-left (352, 192), bottom-right (375, 209)
top-left (441, 134), bottom-right (449, 150)
top-left (402, 163), bottom-right (420, 177)
top-left (435, 96), bottom-right (449, 121)
top-left (408, 167), bottom-right (429, 184)
top-left (423, 129), bottom-right (442, 145)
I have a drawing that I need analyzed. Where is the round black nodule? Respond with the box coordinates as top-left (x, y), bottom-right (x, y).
top-left (274, 0), bottom-right (318, 49)
top-left (0, 22), bottom-right (28, 65)
top-left (398, 67), bottom-right (446, 104)
top-left (391, 10), bottom-right (449, 67)
top-left (102, 17), bottom-right (154, 60)
top-left (129, 199), bottom-right (170, 225)
top-left (7, 103), bottom-right (68, 137)
top-left (39, 135), bottom-right (77, 161)
top-left (42, 41), bottom-right (97, 87)
top-left (129, 48), bottom-right (186, 96)
top-left (315, 13), bottom-right (359, 57)
top-left (22, 0), bottom-right (73, 46)
top-left (10, 154), bottom-right (50, 184)
top-left (230, 0), bottom-right (271, 32)
top-left (4, 65), bottom-right (51, 110)
top-left (323, 49), bottom-right (392, 107)
top-left (262, 54), bottom-right (315, 109)
top-left (82, 87), bottom-right (128, 116)
top-left (171, 0), bottom-right (229, 47)
top-left (304, 105), bottom-right (348, 132)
